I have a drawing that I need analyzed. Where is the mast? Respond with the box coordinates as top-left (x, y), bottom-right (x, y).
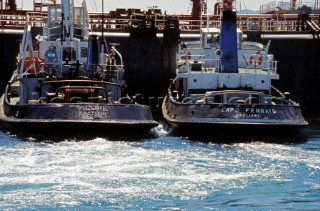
top-left (61, 0), bottom-right (73, 40)
top-left (102, 0), bottom-right (104, 39)
top-left (219, 0), bottom-right (238, 73)
top-left (99, 0), bottom-right (106, 65)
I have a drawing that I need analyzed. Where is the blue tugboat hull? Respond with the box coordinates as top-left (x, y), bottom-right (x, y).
top-left (162, 96), bottom-right (308, 135)
top-left (0, 95), bottom-right (158, 133)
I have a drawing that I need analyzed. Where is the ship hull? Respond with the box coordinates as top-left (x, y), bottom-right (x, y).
top-left (0, 94), bottom-right (158, 133)
top-left (162, 95), bottom-right (308, 135)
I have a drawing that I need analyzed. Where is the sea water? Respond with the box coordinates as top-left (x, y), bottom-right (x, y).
top-left (0, 121), bottom-right (319, 210)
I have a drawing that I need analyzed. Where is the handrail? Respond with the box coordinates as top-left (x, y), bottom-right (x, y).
top-left (0, 13), bottom-right (319, 33)
top-left (177, 55), bottom-right (277, 74)
top-left (39, 80), bottom-right (122, 97)
top-left (260, 1), bottom-right (320, 14)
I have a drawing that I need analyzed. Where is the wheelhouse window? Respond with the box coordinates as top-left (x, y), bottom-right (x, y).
top-left (62, 47), bottom-right (76, 61)
top-left (80, 47), bottom-right (87, 58)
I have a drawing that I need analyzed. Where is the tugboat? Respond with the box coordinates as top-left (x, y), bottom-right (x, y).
top-left (162, 0), bottom-right (308, 134)
top-left (0, 0), bottom-right (158, 133)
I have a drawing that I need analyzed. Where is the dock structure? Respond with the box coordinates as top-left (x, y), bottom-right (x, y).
top-left (1, 0), bottom-right (320, 116)
top-left (0, 0), bottom-right (320, 35)
top-left (260, 0), bottom-right (320, 14)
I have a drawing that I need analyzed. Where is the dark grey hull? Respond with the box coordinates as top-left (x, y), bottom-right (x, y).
top-left (162, 95), bottom-right (308, 135)
top-left (0, 95), bottom-right (158, 133)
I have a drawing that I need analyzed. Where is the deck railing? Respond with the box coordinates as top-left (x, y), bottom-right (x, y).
top-left (0, 13), bottom-right (319, 33)
top-left (260, 1), bottom-right (320, 14)
top-left (178, 55), bottom-right (277, 75)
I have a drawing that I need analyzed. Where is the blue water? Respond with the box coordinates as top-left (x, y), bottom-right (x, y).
top-left (0, 121), bottom-right (320, 210)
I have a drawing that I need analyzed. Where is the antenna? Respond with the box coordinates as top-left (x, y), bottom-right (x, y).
top-left (102, 0), bottom-right (104, 39)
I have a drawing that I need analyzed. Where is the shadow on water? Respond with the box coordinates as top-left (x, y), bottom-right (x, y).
top-left (300, 120), bottom-right (320, 136)
top-left (2, 117), bottom-right (319, 144)
top-left (165, 123), bottom-right (314, 145)
top-left (0, 125), bottom-right (159, 143)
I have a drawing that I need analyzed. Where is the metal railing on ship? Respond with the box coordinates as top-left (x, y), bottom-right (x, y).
top-left (0, 13), bottom-right (319, 33)
top-left (178, 54), bottom-right (277, 74)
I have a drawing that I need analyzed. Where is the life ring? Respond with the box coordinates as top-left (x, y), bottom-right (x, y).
top-left (249, 52), bottom-right (263, 67)
top-left (19, 57), bottom-right (44, 74)
top-left (187, 51), bottom-right (191, 60)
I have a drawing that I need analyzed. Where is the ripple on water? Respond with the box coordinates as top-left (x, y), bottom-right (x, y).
top-left (0, 124), bottom-right (319, 209)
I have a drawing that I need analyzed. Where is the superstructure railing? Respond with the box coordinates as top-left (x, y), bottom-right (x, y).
top-left (0, 13), bottom-right (319, 33)
top-left (178, 54), bottom-right (277, 74)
